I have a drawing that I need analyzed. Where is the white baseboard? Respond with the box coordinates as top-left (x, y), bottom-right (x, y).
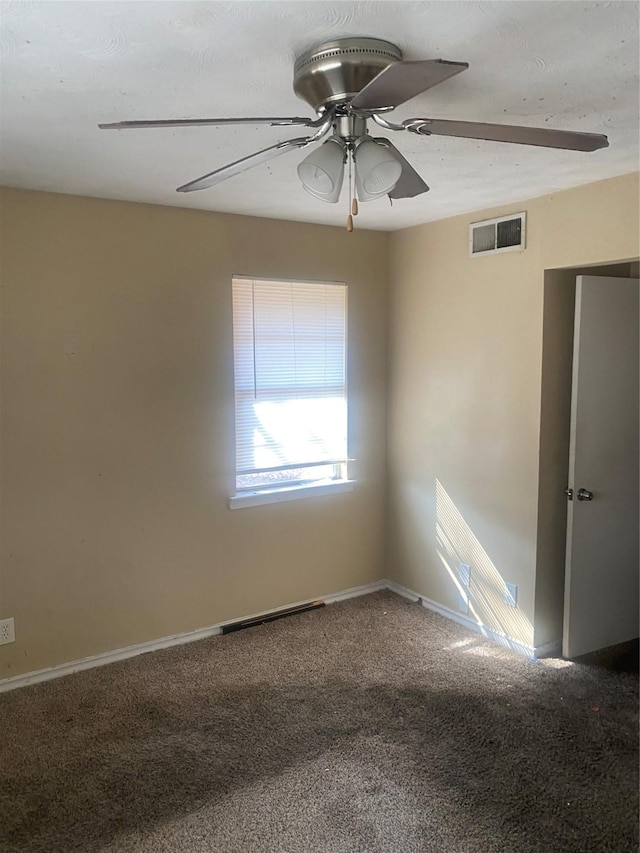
top-left (534, 640), bottom-right (562, 658)
top-left (0, 578), bottom-right (560, 693)
top-left (0, 623), bottom-right (223, 694)
top-left (0, 580), bottom-right (385, 694)
top-left (324, 579), bottom-right (388, 604)
top-left (385, 579), bottom-right (422, 603)
top-left (386, 579), bottom-right (557, 660)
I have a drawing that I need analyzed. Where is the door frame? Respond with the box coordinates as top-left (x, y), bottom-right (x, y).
top-left (534, 259), bottom-right (639, 655)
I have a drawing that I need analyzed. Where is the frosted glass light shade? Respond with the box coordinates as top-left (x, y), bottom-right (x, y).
top-left (354, 138), bottom-right (402, 201)
top-left (297, 139), bottom-right (345, 203)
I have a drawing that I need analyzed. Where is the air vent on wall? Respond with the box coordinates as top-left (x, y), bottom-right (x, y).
top-left (469, 212), bottom-right (526, 257)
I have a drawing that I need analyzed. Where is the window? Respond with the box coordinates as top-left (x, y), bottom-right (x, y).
top-left (230, 277), bottom-right (351, 508)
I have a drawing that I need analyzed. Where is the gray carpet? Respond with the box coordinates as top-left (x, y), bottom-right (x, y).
top-left (0, 591), bottom-right (637, 853)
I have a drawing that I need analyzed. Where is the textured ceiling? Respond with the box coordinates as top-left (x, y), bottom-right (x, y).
top-left (1, 0), bottom-right (638, 230)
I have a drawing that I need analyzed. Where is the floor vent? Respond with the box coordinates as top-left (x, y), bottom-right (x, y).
top-left (221, 600), bottom-right (325, 634)
top-left (469, 212), bottom-right (526, 257)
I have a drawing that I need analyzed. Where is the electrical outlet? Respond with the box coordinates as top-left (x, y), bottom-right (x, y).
top-left (0, 618), bottom-right (15, 645)
top-left (459, 563), bottom-right (471, 588)
top-left (504, 583), bottom-right (518, 608)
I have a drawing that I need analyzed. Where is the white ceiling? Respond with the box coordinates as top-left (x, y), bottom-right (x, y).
top-left (1, 1), bottom-right (638, 231)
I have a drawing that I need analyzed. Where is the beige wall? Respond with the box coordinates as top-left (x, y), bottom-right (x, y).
top-left (0, 188), bottom-right (389, 678)
top-left (387, 173), bottom-right (639, 649)
top-left (2, 173), bottom-right (638, 679)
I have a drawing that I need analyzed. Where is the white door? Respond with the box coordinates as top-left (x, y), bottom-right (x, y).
top-left (563, 275), bottom-right (639, 659)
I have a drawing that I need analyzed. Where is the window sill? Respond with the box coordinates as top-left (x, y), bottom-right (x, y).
top-left (228, 479), bottom-right (355, 510)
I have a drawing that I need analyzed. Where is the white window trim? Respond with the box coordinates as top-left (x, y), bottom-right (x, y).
top-left (229, 478), bottom-right (355, 510)
top-left (230, 274), bottom-right (349, 508)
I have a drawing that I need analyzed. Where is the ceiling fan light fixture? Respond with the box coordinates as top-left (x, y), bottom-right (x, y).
top-left (297, 138), bottom-right (345, 203)
top-left (354, 138), bottom-right (402, 201)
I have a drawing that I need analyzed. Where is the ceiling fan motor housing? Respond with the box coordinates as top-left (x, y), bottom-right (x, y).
top-left (293, 37), bottom-right (402, 112)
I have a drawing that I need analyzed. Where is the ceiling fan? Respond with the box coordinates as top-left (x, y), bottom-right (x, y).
top-left (100, 37), bottom-right (608, 217)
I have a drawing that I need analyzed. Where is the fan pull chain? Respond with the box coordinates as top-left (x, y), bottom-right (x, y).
top-left (351, 149), bottom-right (358, 218)
top-left (346, 149), bottom-right (354, 232)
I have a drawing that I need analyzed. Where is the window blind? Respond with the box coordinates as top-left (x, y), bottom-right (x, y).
top-left (232, 277), bottom-right (347, 477)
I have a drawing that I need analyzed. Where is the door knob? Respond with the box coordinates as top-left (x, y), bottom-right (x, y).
top-left (577, 488), bottom-right (594, 501)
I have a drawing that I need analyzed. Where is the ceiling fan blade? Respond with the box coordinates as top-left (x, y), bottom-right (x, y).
top-left (176, 138), bottom-right (309, 193)
top-left (374, 138), bottom-right (429, 199)
top-left (99, 116), bottom-right (320, 130)
top-left (350, 59), bottom-right (468, 111)
top-left (406, 118), bottom-right (609, 151)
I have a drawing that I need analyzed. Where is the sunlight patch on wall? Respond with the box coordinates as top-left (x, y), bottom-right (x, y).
top-left (436, 479), bottom-right (534, 647)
